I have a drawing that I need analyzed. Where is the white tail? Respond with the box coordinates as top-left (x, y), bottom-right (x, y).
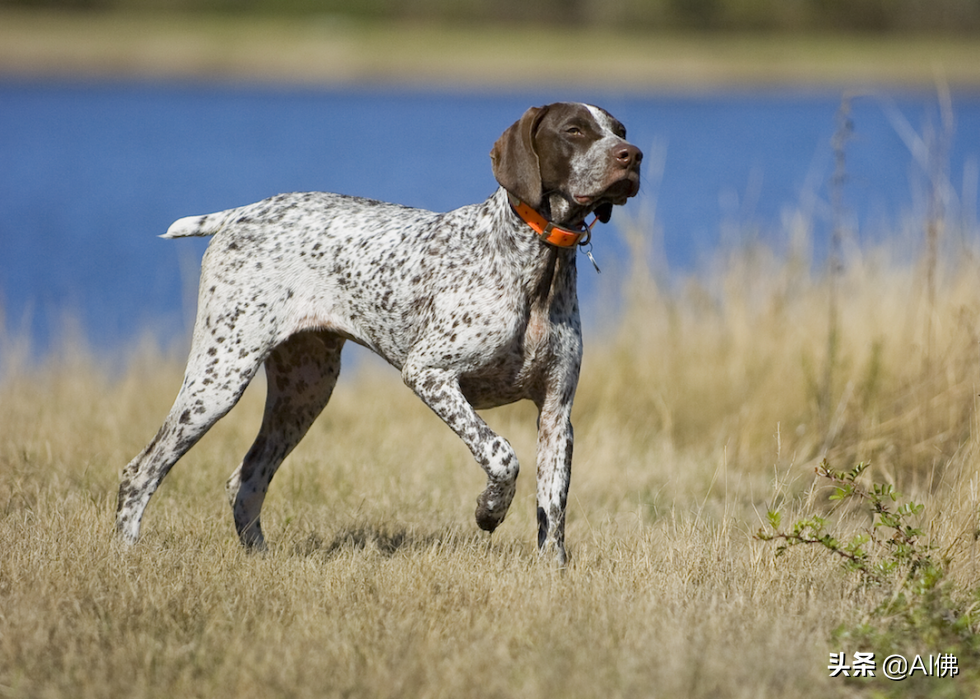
top-left (162, 209), bottom-right (239, 239)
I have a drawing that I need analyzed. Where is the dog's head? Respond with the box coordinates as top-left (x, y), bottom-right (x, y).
top-left (490, 102), bottom-right (642, 227)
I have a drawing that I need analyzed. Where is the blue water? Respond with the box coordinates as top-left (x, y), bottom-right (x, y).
top-left (2, 81), bottom-right (978, 356)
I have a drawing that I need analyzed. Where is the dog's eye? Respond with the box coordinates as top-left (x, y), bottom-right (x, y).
top-left (565, 126), bottom-right (583, 136)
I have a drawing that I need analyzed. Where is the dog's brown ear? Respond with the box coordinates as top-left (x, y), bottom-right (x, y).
top-left (490, 105), bottom-right (549, 208)
top-left (594, 202), bottom-right (613, 224)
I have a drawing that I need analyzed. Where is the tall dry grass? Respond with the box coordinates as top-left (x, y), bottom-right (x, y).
top-left (3, 105), bottom-right (980, 697)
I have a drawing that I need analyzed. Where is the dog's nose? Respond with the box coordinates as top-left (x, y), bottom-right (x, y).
top-left (615, 144), bottom-right (643, 167)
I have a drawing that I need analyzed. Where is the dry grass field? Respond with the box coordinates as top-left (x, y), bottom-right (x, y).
top-left (3, 202), bottom-right (980, 696)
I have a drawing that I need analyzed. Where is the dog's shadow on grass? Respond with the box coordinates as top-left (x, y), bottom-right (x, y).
top-left (290, 523), bottom-right (496, 560)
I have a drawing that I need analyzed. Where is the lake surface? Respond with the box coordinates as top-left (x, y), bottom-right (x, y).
top-left (1, 81), bottom-right (978, 356)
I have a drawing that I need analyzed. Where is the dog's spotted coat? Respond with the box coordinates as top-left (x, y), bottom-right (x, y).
top-left (116, 102), bottom-right (642, 564)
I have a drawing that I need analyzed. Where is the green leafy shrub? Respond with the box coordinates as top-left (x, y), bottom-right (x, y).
top-left (758, 460), bottom-right (980, 694)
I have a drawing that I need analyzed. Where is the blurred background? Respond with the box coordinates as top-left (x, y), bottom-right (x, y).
top-left (5, 0), bottom-right (980, 32)
top-left (1, 0), bottom-right (979, 359)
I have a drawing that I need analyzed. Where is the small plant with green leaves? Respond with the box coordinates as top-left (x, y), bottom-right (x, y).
top-left (757, 460), bottom-right (936, 585)
top-left (759, 460), bottom-right (980, 692)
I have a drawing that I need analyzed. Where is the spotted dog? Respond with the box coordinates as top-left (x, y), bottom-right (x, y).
top-left (116, 102), bottom-right (642, 564)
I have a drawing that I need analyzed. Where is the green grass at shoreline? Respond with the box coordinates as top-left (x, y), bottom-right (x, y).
top-left (3, 9), bottom-right (980, 89)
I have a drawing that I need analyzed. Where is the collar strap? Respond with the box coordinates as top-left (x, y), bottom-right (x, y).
top-left (507, 192), bottom-right (594, 248)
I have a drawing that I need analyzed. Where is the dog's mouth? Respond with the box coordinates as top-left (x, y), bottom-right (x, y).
top-left (573, 172), bottom-right (640, 208)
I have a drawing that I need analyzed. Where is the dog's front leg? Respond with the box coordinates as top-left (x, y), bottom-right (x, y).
top-left (402, 362), bottom-right (519, 534)
top-left (535, 400), bottom-right (573, 566)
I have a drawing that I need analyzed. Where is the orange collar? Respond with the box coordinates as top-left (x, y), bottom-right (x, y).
top-left (507, 192), bottom-right (595, 248)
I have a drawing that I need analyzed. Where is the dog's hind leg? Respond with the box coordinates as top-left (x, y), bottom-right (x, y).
top-left (115, 334), bottom-right (264, 545)
top-left (226, 330), bottom-right (345, 549)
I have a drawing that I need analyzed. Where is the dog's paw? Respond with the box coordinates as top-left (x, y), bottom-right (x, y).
top-left (475, 481), bottom-right (515, 533)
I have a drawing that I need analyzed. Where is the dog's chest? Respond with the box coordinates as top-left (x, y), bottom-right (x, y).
top-left (456, 263), bottom-right (580, 410)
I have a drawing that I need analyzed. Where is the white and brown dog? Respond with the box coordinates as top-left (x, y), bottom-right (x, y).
top-left (116, 102), bottom-right (642, 564)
